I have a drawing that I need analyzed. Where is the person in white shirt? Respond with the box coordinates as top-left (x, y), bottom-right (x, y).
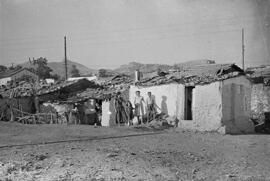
top-left (134, 91), bottom-right (145, 124)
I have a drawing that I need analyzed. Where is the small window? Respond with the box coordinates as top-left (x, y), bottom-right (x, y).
top-left (184, 86), bottom-right (194, 120)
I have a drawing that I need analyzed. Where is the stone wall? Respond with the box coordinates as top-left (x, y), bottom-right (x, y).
top-left (251, 83), bottom-right (270, 121)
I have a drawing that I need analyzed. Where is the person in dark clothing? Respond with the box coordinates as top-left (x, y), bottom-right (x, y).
top-left (125, 101), bottom-right (134, 126)
top-left (84, 99), bottom-right (101, 126)
top-left (114, 92), bottom-right (127, 126)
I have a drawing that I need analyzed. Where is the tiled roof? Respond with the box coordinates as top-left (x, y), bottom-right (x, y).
top-left (136, 64), bottom-right (244, 87)
top-left (0, 68), bottom-right (35, 79)
top-left (246, 65), bottom-right (270, 78)
top-left (37, 78), bottom-right (101, 95)
top-left (66, 86), bottom-right (129, 103)
top-left (0, 78), bottom-right (101, 98)
top-left (246, 65), bottom-right (270, 85)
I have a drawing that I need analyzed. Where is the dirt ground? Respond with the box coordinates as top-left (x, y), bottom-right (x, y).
top-left (0, 122), bottom-right (269, 181)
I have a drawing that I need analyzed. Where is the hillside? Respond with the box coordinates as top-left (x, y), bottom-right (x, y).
top-left (114, 62), bottom-right (173, 76)
top-left (20, 60), bottom-right (97, 77)
top-left (113, 60), bottom-right (215, 76)
top-left (19, 59), bottom-right (216, 77)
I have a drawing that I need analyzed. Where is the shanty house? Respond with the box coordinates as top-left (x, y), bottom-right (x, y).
top-left (38, 78), bottom-right (102, 124)
top-left (66, 74), bottom-right (131, 126)
top-left (130, 64), bottom-right (254, 134)
top-left (0, 68), bottom-right (38, 85)
top-left (246, 65), bottom-right (270, 121)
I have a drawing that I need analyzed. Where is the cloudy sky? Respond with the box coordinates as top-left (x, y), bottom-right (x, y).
top-left (0, 0), bottom-right (269, 69)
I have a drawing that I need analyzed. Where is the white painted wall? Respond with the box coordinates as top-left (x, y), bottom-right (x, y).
top-left (0, 77), bottom-right (11, 85)
top-left (129, 84), bottom-right (184, 117)
top-left (183, 82), bottom-right (223, 132)
top-left (67, 76), bottom-right (97, 82)
top-left (101, 101), bottom-right (112, 126)
top-left (221, 76), bottom-right (254, 134)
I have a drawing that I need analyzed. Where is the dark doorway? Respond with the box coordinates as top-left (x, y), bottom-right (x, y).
top-left (184, 86), bottom-right (194, 120)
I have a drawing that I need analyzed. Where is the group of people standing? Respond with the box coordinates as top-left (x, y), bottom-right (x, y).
top-left (77, 91), bottom-right (159, 126)
top-left (114, 91), bottom-right (160, 126)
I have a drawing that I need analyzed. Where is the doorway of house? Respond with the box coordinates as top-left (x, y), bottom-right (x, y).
top-left (184, 86), bottom-right (194, 120)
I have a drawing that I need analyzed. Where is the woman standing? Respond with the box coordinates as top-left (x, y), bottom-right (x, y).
top-left (84, 99), bottom-right (100, 126)
top-left (134, 91), bottom-right (145, 124)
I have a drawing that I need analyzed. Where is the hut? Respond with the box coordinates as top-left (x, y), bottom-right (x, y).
top-left (0, 82), bottom-right (37, 122)
top-left (130, 64), bottom-right (254, 134)
top-left (37, 78), bottom-right (102, 124)
top-left (66, 74), bottom-right (131, 126)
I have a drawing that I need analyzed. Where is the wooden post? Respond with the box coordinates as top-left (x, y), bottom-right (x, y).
top-left (50, 113), bottom-right (53, 124)
top-left (10, 105), bottom-right (14, 122)
top-left (242, 28), bottom-right (245, 70)
top-left (64, 36), bottom-right (68, 80)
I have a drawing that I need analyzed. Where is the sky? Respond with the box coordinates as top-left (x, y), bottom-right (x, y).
top-left (0, 0), bottom-right (270, 69)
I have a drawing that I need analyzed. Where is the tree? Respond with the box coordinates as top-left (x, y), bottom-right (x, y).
top-left (50, 73), bottom-right (61, 81)
top-left (0, 65), bottom-right (7, 72)
top-left (98, 69), bottom-right (107, 77)
top-left (32, 57), bottom-right (52, 79)
top-left (9, 65), bottom-right (22, 70)
top-left (16, 74), bottom-right (35, 83)
top-left (70, 65), bottom-right (80, 77)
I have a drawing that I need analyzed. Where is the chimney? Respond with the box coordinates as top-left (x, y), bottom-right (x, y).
top-left (135, 70), bottom-right (141, 82)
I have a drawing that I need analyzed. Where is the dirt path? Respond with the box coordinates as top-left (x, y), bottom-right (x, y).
top-left (0, 122), bottom-right (269, 181)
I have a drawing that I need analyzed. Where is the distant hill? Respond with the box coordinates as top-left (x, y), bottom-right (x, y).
top-left (113, 60), bottom-right (215, 76)
top-left (20, 60), bottom-right (97, 77)
top-left (19, 59), bottom-right (216, 78)
top-left (174, 59), bottom-right (215, 69)
top-left (114, 62), bottom-right (173, 76)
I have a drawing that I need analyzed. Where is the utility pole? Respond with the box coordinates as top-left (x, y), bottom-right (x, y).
top-left (64, 36), bottom-right (68, 80)
top-left (242, 28), bottom-right (245, 70)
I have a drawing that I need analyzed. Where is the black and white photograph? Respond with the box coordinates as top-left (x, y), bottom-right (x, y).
top-left (0, 0), bottom-right (270, 180)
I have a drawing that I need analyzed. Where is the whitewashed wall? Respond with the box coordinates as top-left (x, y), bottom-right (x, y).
top-left (182, 82), bottom-right (223, 132)
top-left (101, 101), bottom-right (111, 126)
top-left (0, 77), bottom-right (11, 85)
top-left (129, 84), bottom-right (184, 117)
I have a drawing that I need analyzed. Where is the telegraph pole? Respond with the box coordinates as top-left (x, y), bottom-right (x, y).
top-left (242, 28), bottom-right (245, 70)
top-left (64, 36), bottom-right (68, 80)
